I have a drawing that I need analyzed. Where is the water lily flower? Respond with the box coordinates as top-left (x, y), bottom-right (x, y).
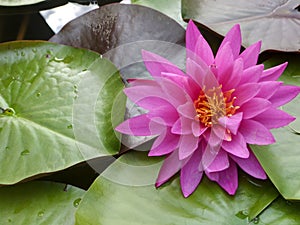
top-left (115, 20), bottom-right (300, 197)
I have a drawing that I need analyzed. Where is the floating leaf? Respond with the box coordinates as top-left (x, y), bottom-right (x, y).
top-left (252, 53), bottom-right (300, 199)
top-left (0, 181), bottom-right (84, 225)
top-left (182, 0), bottom-right (300, 52)
top-left (132, 0), bottom-right (186, 27)
top-left (75, 151), bottom-right (278, 225)
top-left (0, 41), bottom-right (123, 184)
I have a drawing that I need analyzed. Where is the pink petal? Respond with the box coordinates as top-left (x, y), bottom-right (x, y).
top-left (268, 85), bottom-right (300, 107)
top-left (177, 101), bottom-right (196, 119)
top-left (234, 83), bottom-right (260, 106)
top-left (206, 159), bottom-right (238, 195)
top-left (218, 113), bottom-right (243, 135)
top-left (256, 81), bottom-right (282, 100)
top-left (194, 34), bottom-right (214, 66)
top-left (218, 24), bottom-right (241, 59)
top-left (212, 124), bottom-right (232, 141)
top-left (141, 50), bottom-right (185, 77)
top-left (205, 149), bottom-right (230, 173)
top-left (239, 98), bottom-right (271, 119)
top-left (201, 133), bottom-right (223, 170)
top-left (239, 41), bottom-right (261, 69)
top-left (180, 148), bottom-right (203, 197)
top-left (156, 149), bottom-right (185, 187)
top-left (230, 150), bottom-right (267, 179)
top-left (137, 97), bottom-right (178, 126)
top-left (149, 128), bottom-right (179, 156)
top-left (192, 120), bottom-right (207, 137)
top-left (253, 107), bottom-right (296, 129)
top-left (178, 134), bottom-right (199, 160)
top-left (157, 77), bottom-right (190, 107)
top-left (161, 72), bottom-right (199, 99)
top-left (260, 62), bottom-right (288, 82)
top-left (239, 119), bottom-right (275, 145)
top-left (171, 117), bottom-right (193, 135)
top-left (115, 114), bottom-right (162, 136)
top-left (239, 64), bottom-right (264, 84)
top-left (215, 42), bottom-right (234, 81)
top-left (222, 58), bottom-right (243, 91)
top-left (186, 57), bottom-right (209, 88)
top-left (186, 20), bottom-right (201, 57)
top-left (221, 132), bottom-right (249, 158)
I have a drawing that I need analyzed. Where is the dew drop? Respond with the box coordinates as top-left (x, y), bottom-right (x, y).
top-left (21, 149), bottom-right (30, 156)
top-left (252, 217), bottom-right (260, 224)
top-left (5, 146), bottom-right (9, 151)
top-left (37, 210), bottom-right (44, 217)
top-left (73, 198), bottom-right (81, 208)
top-left (36, 92), bottom-right (41, 97)
top-left (74, 95), bottom-right (78, 100)
top-left (21, 52), bottom-right (25, 57)
top-left (32, 48), bottom-right (37, 53)
top-left (67, 124), bottom-right (73, 129)
top-left (235, 210), bottom-right (248, 219)
top-left (8, 218), bottom-right (12, 223)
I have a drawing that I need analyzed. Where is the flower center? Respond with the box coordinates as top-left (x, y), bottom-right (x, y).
top-left (194, 85), bottom-right (239, 127)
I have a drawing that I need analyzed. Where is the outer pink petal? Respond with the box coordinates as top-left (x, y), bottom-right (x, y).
top-left (156, 149), bottom-right (185, 187)
top-left (192, 120), bottom-right (207, 137)
top-left (256, 81), bottom-right (282, 100)
top-left (149, 128), bottom-right (179, 156)
top-left (206, 159), bottom-right (238, 195)
top-left (194, 34), bottom-right (214, 66)
top-left (268, 85), bottom-right (300, 107)
top-left (205, 149), bottom-right (230, 173)
top-left (186, 57), bottom-right (209, 88)
top-left (215, 42), bottom-right (234, 81)
top-left (141, 50), bottom-right (185, 77)
top-left (180, 148), bottom-right (203, 197)
top-left (178, 134), bottom-right (199, 160)
top-left (239, 119), bottom-right (275, 145)
top-left (260, 62), bottom-right (288, 82)
top-left (234, 83), bottom-right (260, 106)
top-left (218, 113), bottom-right (243, 135)
top-left (253, 107), bottom-right (296, 129)
top-left (239, 41), bottom-right (261, 69)
top-left (239, 64), bottom-right (264, 84)
top-left (230, 150), bottom-right (267, 179)
top-left (239, 98), bottom-right (271, 119)
top-left (221, 132), bottom-right (249, 158)
top-left (115, 114), bottom-right (162, 136)
top-left (218, 24), bottom-right (241, 59)
top-left (186, 20), bottom-right (201, 56)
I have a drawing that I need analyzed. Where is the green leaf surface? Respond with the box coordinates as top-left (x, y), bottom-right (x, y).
top-left (0, 41), bottom-right (122, 184)
top-left (0, 0), bottom-right (68, 14)
top-left (75, 151), bottom-right (278, 225)
top-left (0, 181), bottom-right (85, 225)
top-left (252, 53), bottom-right (300, 199)
top-left (182, 0), bottom-right (300, 52)
top-left (132, 0), bottom-right (186, 27)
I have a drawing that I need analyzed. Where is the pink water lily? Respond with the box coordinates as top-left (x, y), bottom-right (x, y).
top-left (115, 20), bottom-right (300, 197)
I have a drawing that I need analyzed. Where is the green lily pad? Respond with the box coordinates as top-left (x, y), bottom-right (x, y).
top-left (132, 0), bottom-right (186, 27)
top-left (75, 151), bottom-right (278, 225)
top-left (182, 0), bottom-right (300, 52)
top-left (0, 181), bottom-right (85, 225)
top-left (252, 53), bottom-right (300, 199)
top-left (0, 41), bottom-right (123, 184)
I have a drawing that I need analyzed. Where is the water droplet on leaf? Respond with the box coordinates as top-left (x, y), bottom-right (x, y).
top-left (21, 149), bottom-right (30, 156)
top-left (36, 92), bottom-right (41, 97)
top-left (252, 217), bottom-right (259, 224)
top-left (73, 198), bottom-right (81, 208)
top-left (67, 124), bottom-right (73, 129)
top-left (38, 210), bottom-right (44, 217)
top-left (235, 210), bottom-right (248, 219)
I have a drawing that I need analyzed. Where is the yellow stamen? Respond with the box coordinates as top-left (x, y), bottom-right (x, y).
top-left (194, 86), bottom-right (239, 127)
